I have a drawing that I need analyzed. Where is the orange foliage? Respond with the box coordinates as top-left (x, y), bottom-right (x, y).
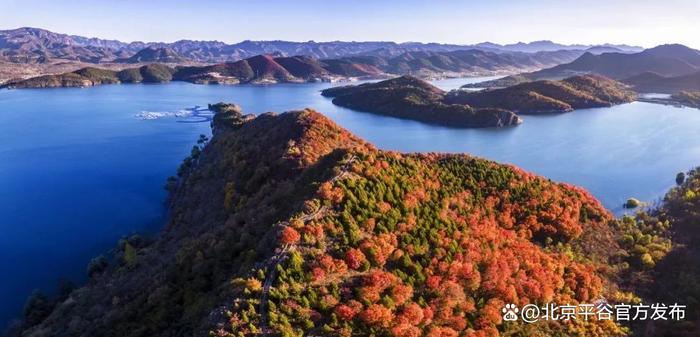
top-left (345, 248), bottom-right (367, 270)
top-left (259, 151), bottom-right (619, 336)
top-left (427, 326), bottom-right (459, 337)
top-left (390, 284), bottom-right (413, 305)
top-left (391, 324), bottom-right (422, 337)
top-left (280, 227), bottom-right (301, 244)
top-left (335, 300), bottom-right (362, 321)
top-left (360, 304), bottom-right (394, 328)
top-left (396, 303), bottom-right (424, 324)
top-left (319, 181), bottom-right (345, 203)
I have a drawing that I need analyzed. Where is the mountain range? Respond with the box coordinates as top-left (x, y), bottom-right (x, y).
top-left (474, 40), bottom-right (641, 53)
top-left (531, 44), bottom-right (700, 79)
top-left (468, 44), bottom-right (700, 91)
top-left (0, 27), bottom-right (643, 64)
top-left (5, 27), bottom-right (699, 97)
top-left (1, 50), bottom-right (590, 88)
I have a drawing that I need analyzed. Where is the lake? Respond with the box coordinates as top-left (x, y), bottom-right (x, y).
top-left (2, 77), bottom-right (700, 329)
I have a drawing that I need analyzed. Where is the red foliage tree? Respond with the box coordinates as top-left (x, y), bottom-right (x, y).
top-left (319, 181), bottom-right (344, 204)
top-left (311, 267), bottom-right (325, 281)
top-left (391, 284), bottom-right (413, 306)
top-left (335, 300), bottom-right (362, 321)
top-left (427, 326), bottom-right (458, 337)
top-left (396, 303), bottom-right (424, 324)
top-left (360, 304), bottom-right (394, 328)
top-left (345, 248), bottom-right (367, 270)
top-left (391, 324), bottom-right (422, 337)
top-left (280, 227), bottom-right (301, 245)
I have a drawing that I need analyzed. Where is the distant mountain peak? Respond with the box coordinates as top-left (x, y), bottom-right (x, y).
top-left (643, 43), bottom-right (700, 55)
top-left (117, 46), bottom-right (186, 63)
top-left (481, 43), bottom-right (700, 86)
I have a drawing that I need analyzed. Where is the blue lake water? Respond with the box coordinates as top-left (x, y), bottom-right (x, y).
top-left (2, 78), bottom-right (700, 328)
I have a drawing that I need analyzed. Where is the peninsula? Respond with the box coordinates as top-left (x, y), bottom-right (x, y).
top-left (321, 75), bottom-right (634, 127)
top-left (446, 74), bottom-right (636, 114)
top-left (321, 76), bottom-right (522, 128)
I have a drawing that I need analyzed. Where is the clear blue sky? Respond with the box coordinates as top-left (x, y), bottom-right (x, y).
top-left (1, 0), bottom-right (699, 48)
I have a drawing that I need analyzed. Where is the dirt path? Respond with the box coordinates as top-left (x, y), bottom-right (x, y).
top-left (258, 154), bottom-right (356, 336)
top-left (259, 244), bottom-right (289, 336)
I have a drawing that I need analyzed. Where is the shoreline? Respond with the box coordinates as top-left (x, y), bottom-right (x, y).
top-left (1, 70), bottom-right (514, 90)
top-left (636, 96), bottom-right (699, 110)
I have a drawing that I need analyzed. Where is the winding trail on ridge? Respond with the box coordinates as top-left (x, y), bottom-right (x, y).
top-left (258, 154), bottom-right (357, 336)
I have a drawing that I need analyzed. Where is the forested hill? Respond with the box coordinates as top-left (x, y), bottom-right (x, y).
top-left (2, 49), bottom-right (585, 88)
top-left (321, 76), bottom-right (522, 128)
top-left (620, 169), bottom-right (700, 336)
top-left (11, 104), bottom-right (695, 337)
top-left (322, 75), bottom-right (633, 128)
top-left (447, 74), bottom-right (636, 114)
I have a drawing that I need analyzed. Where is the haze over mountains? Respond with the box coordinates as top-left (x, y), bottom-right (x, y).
top-left (469, 44), bottom-right (700, 93)
top-left (531, 44), bottom-right (700, 79)
top-left (2, 50), bottom-right (593, 89)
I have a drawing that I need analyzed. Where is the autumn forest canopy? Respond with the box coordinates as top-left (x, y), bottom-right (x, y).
top-left (10, 105), bottom-right (700, 337)
top-left (4, 5), bottom-right (700, 337)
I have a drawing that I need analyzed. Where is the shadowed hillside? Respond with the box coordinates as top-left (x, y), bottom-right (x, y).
top-left (117, 47), bottom-right (187, 63)
top-left (672, 91), bottom-right (700, 108)
top-left (615, 169), bottom-right (700, 337)
top-left (274, 56), bottom-right (330, 79)
top-left (321, 76), bottom-right (522, 128)
top-left (2, 54), bottom-right (381, 88)
top-left (623, 72), bottom-right (700, 94)
top-left (1, 64), bottom-right (176, 88)
top-left (322, 75), bottom-right (632, 127)
top-left (2, 46), bottom-right (609, 89)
